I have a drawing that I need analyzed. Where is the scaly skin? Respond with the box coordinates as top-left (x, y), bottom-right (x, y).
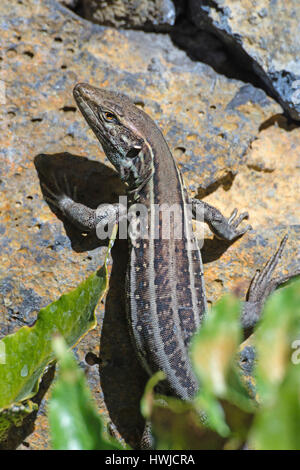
top-left (42, 82), bottom-right (298, 417)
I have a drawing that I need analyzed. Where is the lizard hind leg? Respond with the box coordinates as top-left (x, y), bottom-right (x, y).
top-left (241, 235), bottom-right (300, 333)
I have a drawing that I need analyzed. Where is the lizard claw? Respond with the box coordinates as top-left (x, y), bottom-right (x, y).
top-left (41, 172), bottom-right (77, 213)
top-left (228, 208), bottom-right (238, 224)
top-left (211, 208), bottom-right (251, 242)
top-left (230, 210), bottom-right (249, 229)
top-left (41, 179), bottom-right (62, 209)
top-left (191, 199), bottom-right (251, 242)
top-left (224, 209), bottom-right (251, 240)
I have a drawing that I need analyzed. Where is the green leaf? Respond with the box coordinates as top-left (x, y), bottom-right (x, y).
top-left (0, 225), bottom-right (117, 441)
top-left (0, 266), bottom-right (106, 410)
top-left (141, 372), bottom-right (224, 450)
top-left (190, 295), bottom-right (254, 438)
top-left (0, 400), bottom-right (38, 442)
top-left (140, 371), bottom-right (165, 419)
top-left (250, 364), bottom-right (300, 450)
top-left (150, 396), bottom-right (225, 450)
top-left (139, 281), bottom-right (300, 450)
top-left (250, 279), bottom-right (300, 449)
top-left (254, 279), bottom-right (300, 402)
top-left (49, 336), bottom-right (122, 450)
top-left (190, 295), bottom-right (242, 397)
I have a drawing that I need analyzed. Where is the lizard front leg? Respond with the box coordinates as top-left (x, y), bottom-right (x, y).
top-left (42, 174), bottom-right (126, 233)
top-left (191, 198), bottom-right (251, 241)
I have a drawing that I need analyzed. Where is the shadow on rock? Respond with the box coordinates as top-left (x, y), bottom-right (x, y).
top-left (35, 152), bottom-right (147, 448)
top-left (100, 239), bottom-right (148, 449)
top-left (34, 152), bottom-right (125, 251)
top-left (201, 237), bottom-right (234, 264)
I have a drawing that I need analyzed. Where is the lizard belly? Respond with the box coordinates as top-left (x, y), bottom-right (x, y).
top-left (126, 233), bottom-right (206, 401)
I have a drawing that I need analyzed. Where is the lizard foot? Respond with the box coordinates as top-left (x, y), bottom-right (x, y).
top-left (224, 208), bottom-right (252, 241)
top-left (206, 207), bottom-right (252, 242)
top-left (191, 199), bottom-right (251, 242)
top-left (41, 173), bottom-right (77, 214)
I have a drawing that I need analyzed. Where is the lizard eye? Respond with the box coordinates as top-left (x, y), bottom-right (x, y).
top-left (103, 111), bottom-right (118, 123)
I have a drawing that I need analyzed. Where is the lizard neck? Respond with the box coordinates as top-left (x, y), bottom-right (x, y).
top-left (130, 130), bottom-right (188, 208)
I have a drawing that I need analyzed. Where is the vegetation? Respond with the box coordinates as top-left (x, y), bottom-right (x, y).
top-left (0, 235), bottom-right (299, 449)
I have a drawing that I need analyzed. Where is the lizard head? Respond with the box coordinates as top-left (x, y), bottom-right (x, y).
top-left (73, 83), bottom-right (155, 193)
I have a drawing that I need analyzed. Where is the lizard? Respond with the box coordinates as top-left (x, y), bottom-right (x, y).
top-left (42, 82), bottom-right (298, 443)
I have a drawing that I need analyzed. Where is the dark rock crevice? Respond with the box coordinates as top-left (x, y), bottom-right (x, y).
top-left (59, 0), bottom-right (300, 122)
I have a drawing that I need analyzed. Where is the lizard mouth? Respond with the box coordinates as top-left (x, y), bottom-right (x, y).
top-left (73, 87), bottom-right (99, 130)
top-left (73, 85), bottom-right (116, 151)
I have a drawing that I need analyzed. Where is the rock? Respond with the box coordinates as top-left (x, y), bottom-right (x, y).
top-left (0, 0), bottom-right (297, 450)
top-left (202, 225), bottom-right (300, 306)
top-left (59, 0), bottom-right (79, 9)
top-left (189, 0), bottom-right (300, 121)
top-left (80, 0), bottom-right (176, 28)
top-left (199, 115), bottom-right (300, 301)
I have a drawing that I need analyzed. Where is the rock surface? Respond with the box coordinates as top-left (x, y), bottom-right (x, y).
top-left (59, 0), bottom-right (79, 8)
top-left (0, 0), bottom-right (299, 450)
top-left (80, 0), bottom-right (176, 28)
top-left (189, 0), bottom-right (300, 121)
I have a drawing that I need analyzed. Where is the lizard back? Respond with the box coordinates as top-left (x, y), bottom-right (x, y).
top-left (126, 121), bottom-right (207, 400)
top-left (72, 83), bottom-right (207, 400)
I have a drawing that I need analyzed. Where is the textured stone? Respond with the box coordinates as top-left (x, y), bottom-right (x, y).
top-left (189, 0), bottom-right (300, 121)
top-left (59, 0), bottom-right (79, 8)
top-left (80, 0), bottom-right (176, 28)
top-left (201, 117), bottom-right (300, 231)
top-left (198, 116), bottom-right (300, 302)
top-left (202, 226), bottom-right (300, 306)
top-left (0, 0), bottom-right (298, 450)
